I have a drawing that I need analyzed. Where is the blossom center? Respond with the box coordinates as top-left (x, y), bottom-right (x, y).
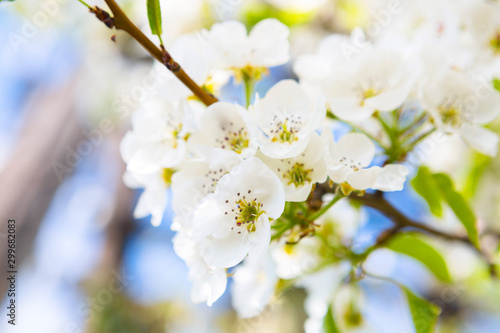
top-left (489, 30), bottom-right (500, 53)
top-left (217, 125), bottom-right (250, 154)
top-left (235, 199), bottom-right (264, 232)
top-left (162, 168), bottom-right (176, 186)
top-left (228, 130), bottom-right (250, 154)
top-left (271, 119), bottom-right (299, 143)
top-left (437, 97), bottom-right (469, 128)
top-left (283, 162), bottom-right (313, 186)
top-left (439, 106), bottom-right (463, 128)
top-left (338, 156), bottom-right (362, 171)
top-left (163, 121), bottom-right (184, 148)
top-left (226, 191), bottom-right (266, 233)
top-left (360, 87), bottom-right (382, 106)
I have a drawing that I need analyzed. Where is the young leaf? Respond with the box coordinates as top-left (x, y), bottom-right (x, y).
top-left (147, 0), bottom-right (163, 40)
top-left (411, 166), bottom-right (443, 217)
top-left (403, 287), bottom-right (441, 333)
top-left (433, 173), bottom-right (480, 248)
top-left (462, 153), bottom-right (490, 199)
top-left (386, 233), bottom-right (452, 283)
top-left (493, 78), bottom-right (500, 93)
top-left (323, 305), bottom-right (340, 333)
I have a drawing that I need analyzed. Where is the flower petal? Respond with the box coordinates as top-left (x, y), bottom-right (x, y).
top-left (346, 166), bottom-right (380, 190)
top-left (201, 234), bottom-right (249, 268)
top-left (249, 18), bottom-right (290, 67)
top-left (372, 164), bottom-right (409, 191)
top-left (459, 124), bottom-right (499, 156)
top-left (335, 133), bottom-right (375, 168)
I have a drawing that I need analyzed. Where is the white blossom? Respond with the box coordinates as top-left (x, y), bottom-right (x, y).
top-left (204, 18), bottom-right (290, 70)
top-left (463, 1), bottom-right (500, 60)
top-left (122, 169), bottom-right (172, 227)
top-left (171, 147), bottom-right (243, 229)
top-left (192, 157), bottom-right (285, 268)
top-left (231, 253), bottom-right (278, 318)
top-left (299, 263), bottom-right (351, 333)
top-left (189, 102), bottom-right (257, 158)
top-left (259, 132), bottom-right (327, 201)
top-left (295, 34), bottom-right (415, 121)
top-left (324, 131), bottom-right (409, 191)
top-left (420, 70), bottom-right (500, 156)
top-left (247, 79), bottom-right (326, 159)
top-left (173, 231), bottom-right (227, 306)
top-left (120, 98), bottom-right (199, 174)
top-left (323, 48), bottom-right (415, 121)
top-left (272, 237), bottom-right (321, 280)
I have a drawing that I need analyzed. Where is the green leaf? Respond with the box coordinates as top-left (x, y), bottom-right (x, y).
top-left (411, 167), bottom-right (443, 217)
top-left (242, 2), bottom-right (315, 28)
top-left (460, 153), bottom-right (492, 198)
top-left (387, 234), bottom-right (451, 283)
top-left (433, 173), bottom-right (480, 248)
top-left (462, 153), bottom-right (491, 199)
top-left (323, 305), bottom-right (340, 333)
top-left (147, 0), bottom-right (163, 40)
top-left (403, 287), bottom-right (441, 333)
top-left (493, 78), bottom-right (500, 93)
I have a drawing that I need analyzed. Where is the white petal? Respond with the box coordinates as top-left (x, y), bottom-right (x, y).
top-left (231, 253), bottom-right (277, 318)
top-left (122, 171), bottom-right (141, 189)
top-left (293, 55), bottom-right (331, 82)
top-left (132, 109), bottom-right (165, 142)
top-left (372, 164), bottom-right (409, 192)
top-left (470, 89), bottom-right (500, 125)
top-left (365, 84), bottom-right (412, 112)
top-left (192, 194), bottom-right (233, 239)
top-left (220, 157), bottom-right (285, 219)
top-left (459, 124), bottom-right (499, 156)
top-left (346, 166), bottom-right (380, 190)
top-left (207, 268), bottom-right (228, 306)
top-left (126, 143), bottom-right (167, 174)
top-left (208, 21), bottom-right (249, 68)
top-left (259, 80), bottom-right (309, 118)
top-left (202, 234), bottom-right (249, 268)
top-left (249, 18), bottom-right (290, 67)
top-left (245, 215), bottom-right (272, 261)
top-left (258, 135), bottom-right (311, 159)
top-left (161, 140), bottom-right (186, 168)
top-left (120, 131), bottom-right (138, 164)
top-left (328, 165), bottom-right (353, 184)
top-left (133, 187), bottom-right (167, 226)
top-left (189, 102), bottom-right (256, 156)
top-left (283, 183), bottom-right (314, 202)
top-left (335, 133), bottom-right (375, 168)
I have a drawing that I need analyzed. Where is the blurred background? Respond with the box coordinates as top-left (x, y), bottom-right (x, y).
top-left (1, 0), bottom-right (500, 332)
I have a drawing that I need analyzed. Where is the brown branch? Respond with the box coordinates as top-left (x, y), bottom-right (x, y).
top-left (350, 192), bottom-right (471, 243)
top-left (314, 182), bottom-right (497, 277)
top-left (91, 2), bottom-right (218, 106)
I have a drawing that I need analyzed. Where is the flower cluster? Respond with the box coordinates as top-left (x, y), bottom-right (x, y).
top-left (120, 1), bottom-right (500, 329)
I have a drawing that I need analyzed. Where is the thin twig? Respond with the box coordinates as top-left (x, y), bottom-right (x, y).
top-left (90, 0), bottom-right (218, 106)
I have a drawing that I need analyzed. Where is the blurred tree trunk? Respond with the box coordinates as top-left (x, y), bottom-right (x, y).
top-left (0, 82), bottom-right (82, 297)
